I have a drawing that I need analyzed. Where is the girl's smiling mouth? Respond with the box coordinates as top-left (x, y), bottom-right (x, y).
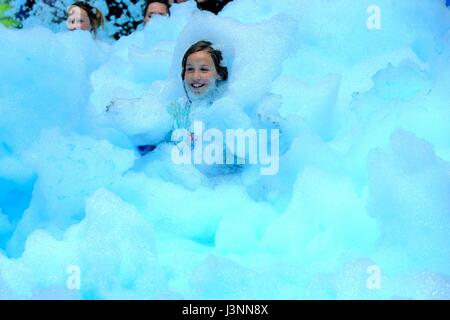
top-left (191, 83), bottom-right (206, 89)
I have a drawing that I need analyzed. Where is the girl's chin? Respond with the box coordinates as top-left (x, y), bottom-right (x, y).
top-left (188, 88), bottom-right (207, 96)
top-left (184, 83), bottom-right (218, 101)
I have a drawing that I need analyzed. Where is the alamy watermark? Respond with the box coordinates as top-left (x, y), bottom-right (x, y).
top-left (367, 5), bottom-right (381, 30)
top-left (366, 264), bottom-right (381, 290)
top-left (170, 121), bottom-right (280, 176)
top-left (66, 265), bottom-right (81, 290)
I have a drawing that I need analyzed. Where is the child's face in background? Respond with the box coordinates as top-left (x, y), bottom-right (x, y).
top-left (67, 6), bottom-right (92, 32)
top-left (144, 2), bottom-right (169, 24)
top-left (184, 50), bottom-right (220, 99)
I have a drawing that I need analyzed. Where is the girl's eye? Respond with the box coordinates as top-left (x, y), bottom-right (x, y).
top-left (186, 68), bottom-right (194, 72)
top-left (201, 68), bottom-right (210, 72)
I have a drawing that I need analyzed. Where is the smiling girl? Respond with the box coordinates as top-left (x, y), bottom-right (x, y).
top-left (168, 40), bottom-right (228, 132)
top-left (104, 40), bottom-right (229, 157)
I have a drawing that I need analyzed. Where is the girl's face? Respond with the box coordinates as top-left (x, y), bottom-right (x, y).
top-left (184, 50), bottom-right (220, 98)
top-left (67, 6), bottom-right (92, 32)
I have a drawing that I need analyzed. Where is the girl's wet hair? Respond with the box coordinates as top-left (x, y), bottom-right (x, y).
top-left (68, 1), bottom-right (105, 36)
top-left (181, 40), bottom-right (228, 81)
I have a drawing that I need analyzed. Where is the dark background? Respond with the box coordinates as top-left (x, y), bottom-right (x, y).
top-left (12, 0), bottom-right (233, 39)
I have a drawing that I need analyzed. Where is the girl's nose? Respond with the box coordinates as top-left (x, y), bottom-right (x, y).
top-left (193, 70), bottom-right (202, 80)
